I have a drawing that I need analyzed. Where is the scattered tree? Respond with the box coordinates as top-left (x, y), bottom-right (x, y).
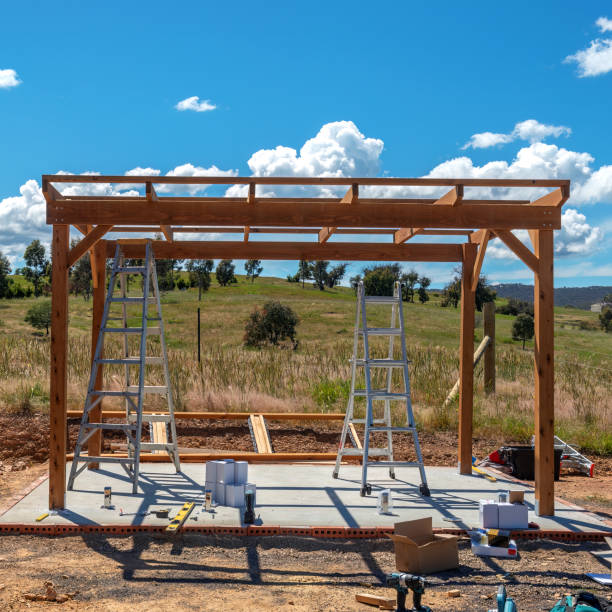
top-left (22, 240), bottom-right (49, 297)
top-left (245, 259), bottom-right (263, 283)
top-left (311, 261), bottom-right (329, 290)
top-left (216, 259), bottom-right (237, 286)
top-left (600, 305), bottom-right (612, 333)
top-left (186, 260), bottom-right (214, 300)
top-left (417, 276), bottom-right (431, 304)
top-left (497, 298), bottom-right (534, 317)
top-left (325, 263), bottom-right (348, 288)
top-left (0, 250), bottom-right (11, 298)
top-left (349, 274), bottom-right (362, 293)
top-left (440, 272), bottom-right (496, 311)
top-left (244, 301), bottom-right (299, 348)
top-left (25, 300), bottom-right (52, 335)
top-left (69, 240), bottom-right (92, 300)
top-left (362, 264), bottom-right (400, 296)
top-left (297, 260), bottom-right (312, 288)
top-left (401, 270), bottom-right (420, 302)
top-left (512, 313), bottom-right (535, 349)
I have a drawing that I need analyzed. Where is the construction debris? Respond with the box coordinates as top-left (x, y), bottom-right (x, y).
top-left (355, 592), bottom-right (395, 609)
top-left (24, 581), bottom-right (78, 603)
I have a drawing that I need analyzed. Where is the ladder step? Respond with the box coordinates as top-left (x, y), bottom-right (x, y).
top-left (140, 442), bottom-right (172, 451)
top-left (82, 423), bottom-right (137, 431)
top-left (351, 418), bottom-right (387, 424)
top-left (364, 296), bottom-right (399, 304)
top-left (99, 357), bottom-right (164, 365)
top-left (353, 390), bottom-right (410, 400)
top-left (339, 448), bottom-right (390, 456)
top-left (115, 267), bottom-right (147, 274)
top-left (353, 359), bottom-right (407, 367)
top-left (109, 297), bottom-right (157, 304)
top-left (142, 414), bottom-right (173, 422)
top-left (358, 328), bottom-right (402, 336)
top-left (89, 390), bottom-right (140, 397)
top-left (365, 461), bottom-right (424, 468)
top-left (101, 327), bottom-right (161, 335)
top-left (127, 385), bottom-right (168, 394)
top-left (367, 426), bottom-right (416, 432)
top-left (74, 456), bottom-right (136, 464)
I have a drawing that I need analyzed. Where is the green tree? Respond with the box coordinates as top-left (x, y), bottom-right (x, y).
top-left (23, 240), bottom-right (49, 297)
top-left (25, 300), bottom-right (52, 335)
top-left (69, 240), bottom-right (92, 300)
top-left (349, 274), bottom-right (362, 293)
top-left (599, 305), bottom-right (612, 333)
top-left (0, 250), bottom-right (11, 298)
top-left (244, 301), bottom-right (299, 348)
top-left (311, 261), bottom-right (329, 291)
top-left (512, 313), bottom-right (535, 349)
top-left (325, 263), bottom-right (348, 288)
top-left (417, 276), bottom-right (431, 304)
top-left (401, 270), bottom-right (420, 302)
top-left (186, 260), bottom-right (214, 300)
top-left (440, 272), bottom-right (496, 312)
top-left (475, 276), bottom-right (497, 312)
top-left (362, 264), bottom-right (400, 297)
top-left (216, 260), bottom-right (237, 286)
top-left (297, 260), bottom-right (312, 288)
top-left (245, 259), bottom-right (263, 283)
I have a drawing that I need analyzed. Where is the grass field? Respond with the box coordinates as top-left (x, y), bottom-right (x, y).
top-left (0, 274), bottom-right (610, 454)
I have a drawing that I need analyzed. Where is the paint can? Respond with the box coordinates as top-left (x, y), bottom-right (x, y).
top-left (205, 489), bottom-right (213, 512)
top-left (104, 486), bottom-right (112, 508)
top-left (377, 489), bottom-right (392, 514)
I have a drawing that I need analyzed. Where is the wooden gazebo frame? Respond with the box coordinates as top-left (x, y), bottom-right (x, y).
top-left (44, 174), bottom-right (569, 515)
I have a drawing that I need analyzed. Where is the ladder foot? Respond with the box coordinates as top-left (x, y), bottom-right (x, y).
top-left (360, 484), bottom-right (372, 497)
top-left (332, 471), bottom-right (339, 479)
top-left (389, 470), bottom-right (396, 479)
top-left (419, 483), bottom-right (431, 497)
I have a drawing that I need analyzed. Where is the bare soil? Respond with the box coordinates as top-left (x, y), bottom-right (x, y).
top-left (1, 413), bottom-right (611, 521)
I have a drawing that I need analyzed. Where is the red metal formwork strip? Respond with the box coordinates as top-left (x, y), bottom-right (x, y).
top-left (246, 525), bottom-right (281, 536)
top-left (279, 527), bottom-right (312, 537)
top-left (345, 528), bottom-right (380, 539)
top-left (311, 527), bottom-right (348, 539)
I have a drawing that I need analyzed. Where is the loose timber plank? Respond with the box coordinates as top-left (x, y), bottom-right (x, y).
top-left (67, 410), bottom-right (346, 420)
top-left (66, 452), bottom-right (352, 463)
top-left (534, 229), bottom-right (555, 516)
top-left (249, 414), bottom-right (272, 453)
top-left (458, 242), bottom-right (477, 474)
top-left (50, 225), bottom-right (69, 509)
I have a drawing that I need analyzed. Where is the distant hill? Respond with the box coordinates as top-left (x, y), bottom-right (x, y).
top-left (492, 283), bottom-right (612, 310)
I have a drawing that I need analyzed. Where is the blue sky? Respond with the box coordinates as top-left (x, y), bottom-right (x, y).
top-left (1, 1), bottom-right (611, 287)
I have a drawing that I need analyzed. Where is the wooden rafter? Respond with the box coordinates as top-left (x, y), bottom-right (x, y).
top-left (394, 228), bottom-right (422, 244)
top-left (146, 182), bottom-right (173, 242)
top-left (493, 230), bottom-right (539, 273)
top-left (530, 186), bottom-right (569, 207)
top-left (320, 183), bottom-right (358, 243)
top-left (67, 225), bottom-right (113, 267)
top-left (471, 230), bottom-right (490, 292)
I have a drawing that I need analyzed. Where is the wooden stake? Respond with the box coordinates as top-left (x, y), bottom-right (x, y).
top-left (458, 242), bottom-right (477, 474)
top-left (534, 229), bottom-right (555, 516)
top-left (483, 302), bottom-right (496, 395)
top-left (50, 225), bottom-right (69, 509)
top-left (88, 242), bottom-right (106, 469)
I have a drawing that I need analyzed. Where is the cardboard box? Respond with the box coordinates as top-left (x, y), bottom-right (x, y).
top-left (498, 502), bottom-right (528, 529)
top-left (479, 499), bottom-right (499, 529)
top-left (508, 490), bottom-right (524, 504)
top-left (386, 517), bottom-right (459, 574)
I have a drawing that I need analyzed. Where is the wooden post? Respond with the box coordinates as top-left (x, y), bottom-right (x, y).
top-left (483, 302), bottom-right (496, 395)
top-left (534, 229), bottom-right (555, 516)
top-left (50, 224), bottom-right (69, 509)
top-left (458, 242), bottom-right (477, 474)
top-left (87, 241), bottom-right (106, 468)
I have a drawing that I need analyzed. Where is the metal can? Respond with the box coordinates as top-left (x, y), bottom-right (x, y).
top-left (205, 489), bottom-right (212, 512)
top-left (104, 486), bottom-right (112, 508)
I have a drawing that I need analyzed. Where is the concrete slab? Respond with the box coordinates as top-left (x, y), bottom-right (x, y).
top-left (1, 463), bottom-right (610, 532)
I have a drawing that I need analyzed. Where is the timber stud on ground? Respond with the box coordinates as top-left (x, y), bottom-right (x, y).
top-left (44, 174), bottom-right (568, 516)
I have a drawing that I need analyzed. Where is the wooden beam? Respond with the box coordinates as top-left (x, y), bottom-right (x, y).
top-left (471, 230), bottom-right (490, 292)
top-left (147, 183), bottom-right (173, 242)
top-left (534, 229), bottom-right (555, 516)
top-left (247, 182), bottom-right (255, 204)
top-left (67, 225), bottom-right (113, 267)
top-left (43, 174), bottom-right (570, 189)
top-left (42, 182), bottom-right (65, 203)
top-left (319, 227), bottom-right (334, 243)
top-left (434, 185), bottom-right (463, 206)
top-left (66, 452), bottom-right (354, 463)
top-left (493, 230), bottom-right (539, 273)
top-left (47, 199), bottom-right (563, 230)
top-left (50, 225), bottom-right (69, 510)
top-left (88, 242), bottom-right (106, 469)
top-left (67, 410), bottom-right (345, 421)
top-left (244, 226), bottom-right (250, 242)
top-left (108, 240), bottom-right (464, 262)
top-left (458, 242), bottom-right (477, 475)
top-left (483, 302), bottom-right (496, 395)
top-left (394, 228), bottom-right (422, 244)
top-left (531, 187), bottom-right (569, 207)
top-left (321, 184), bottom-right (359, 243)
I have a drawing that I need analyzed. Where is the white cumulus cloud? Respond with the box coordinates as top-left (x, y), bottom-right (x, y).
top-left (462, 119), bottom-right (571, 149)
top-left (175, 96), bottom-right (216, 112)
top-left (0, 68), bottom-right (21, 89)
top-left (565, 17), bottom-right (612, 77)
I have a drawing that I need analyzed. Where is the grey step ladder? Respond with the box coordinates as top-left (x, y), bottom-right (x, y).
top-left (333, 281), bottom-right (430, 497)
top-left (68, 241), bottom-right (180, 493)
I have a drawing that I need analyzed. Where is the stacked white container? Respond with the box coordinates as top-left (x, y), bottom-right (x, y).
top-left (205, 459), bottom-right (256, 508)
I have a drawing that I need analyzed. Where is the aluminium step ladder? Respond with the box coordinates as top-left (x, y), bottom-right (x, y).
top-left (333, 281), bottom-right (430, 497)
top-left (68, 241), bottom-right (180, 493)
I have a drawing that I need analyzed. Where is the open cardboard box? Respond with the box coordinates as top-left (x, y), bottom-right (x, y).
top-left (386, 517), bottom-right (459, 574)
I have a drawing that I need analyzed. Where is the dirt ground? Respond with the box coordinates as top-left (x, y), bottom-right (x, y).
top-left (1, 413), bottom-right (611, 520)
top-left (0, 533), bottom-right (611, 611)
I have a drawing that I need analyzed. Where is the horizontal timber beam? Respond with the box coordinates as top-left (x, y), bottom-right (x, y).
top-left (105, 240), bottom-right (464, 262)
top-left (67, 410), bottom-right (345, 420)
top-left (48, 200), bottom-right (562, 230)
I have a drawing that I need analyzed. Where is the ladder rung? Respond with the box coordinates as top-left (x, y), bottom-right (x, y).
top-left (365, 461), bottom-right (424, 468)
top-left (367, 426), bottom-right (416, 432)
top-left (109, 297), bottom-right (157, 304)
top-left (146, 327), bottom-right (161, 335)
top-left (350, 419), bottom-right (387, 424)
top-left (353, 390), bottom-right (409, 400)
top-left (74, 456), bottom-right (136, 464)
top-left (358, 328), bottom-right (402, 336)
top-left (339, 448), bottom-right (390, 456)
top-left (116, 267), bottom-right (147, 274)
top-left (127, 385), bottom-right (168, 394)
top-left (83, 423), bottom-right (137, 430)
top-left (89, 390), bottom-right (140, 397)
top-left (140, 443), bottom-right (172, 451)
top-left (99, 357), bottom-right (164, 365)
top-left (142, 414), bottom-right (173, 422)
top-left (353, 359), bottom-right (407, 367)
top-left (102, 327), bottom-right (144, 333)
top-left (364, 296), bottom-right (399, 304)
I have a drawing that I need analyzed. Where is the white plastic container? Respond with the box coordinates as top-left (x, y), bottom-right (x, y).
top-left (216, 460), bottom-right (235, 485)
top-left (226, 483), bottom-right (245, 508)
top-left (377, 489), bottom-right (393, 514)
top-left (215, 481), bottom-right (226, 506)
top-left (205, 461), bottom-right (217, 483)
top-left (479, 499), bottom-right (499, 529)
top-left (234, 461), bottom-right (248, 485)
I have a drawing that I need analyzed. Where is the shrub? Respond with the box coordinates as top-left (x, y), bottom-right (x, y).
top-left (363, 266), bottom-right (396, 296)
top-left (176, 278), bottom-right (188, 290)
top-left (244, 301), bottom-right (299, 348)
top-left (600, 306), bottom-right (612, 333)
top-left (512, 313), bottom-right (534, 349)
top-left (312, 378), bottom-right (350, 410)
top-left (25, 300), bottom-right (52, 335)
top-left (498, 298), bottom-right (534, 317)
top-left (216, 260), bottom-right (237, 286)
